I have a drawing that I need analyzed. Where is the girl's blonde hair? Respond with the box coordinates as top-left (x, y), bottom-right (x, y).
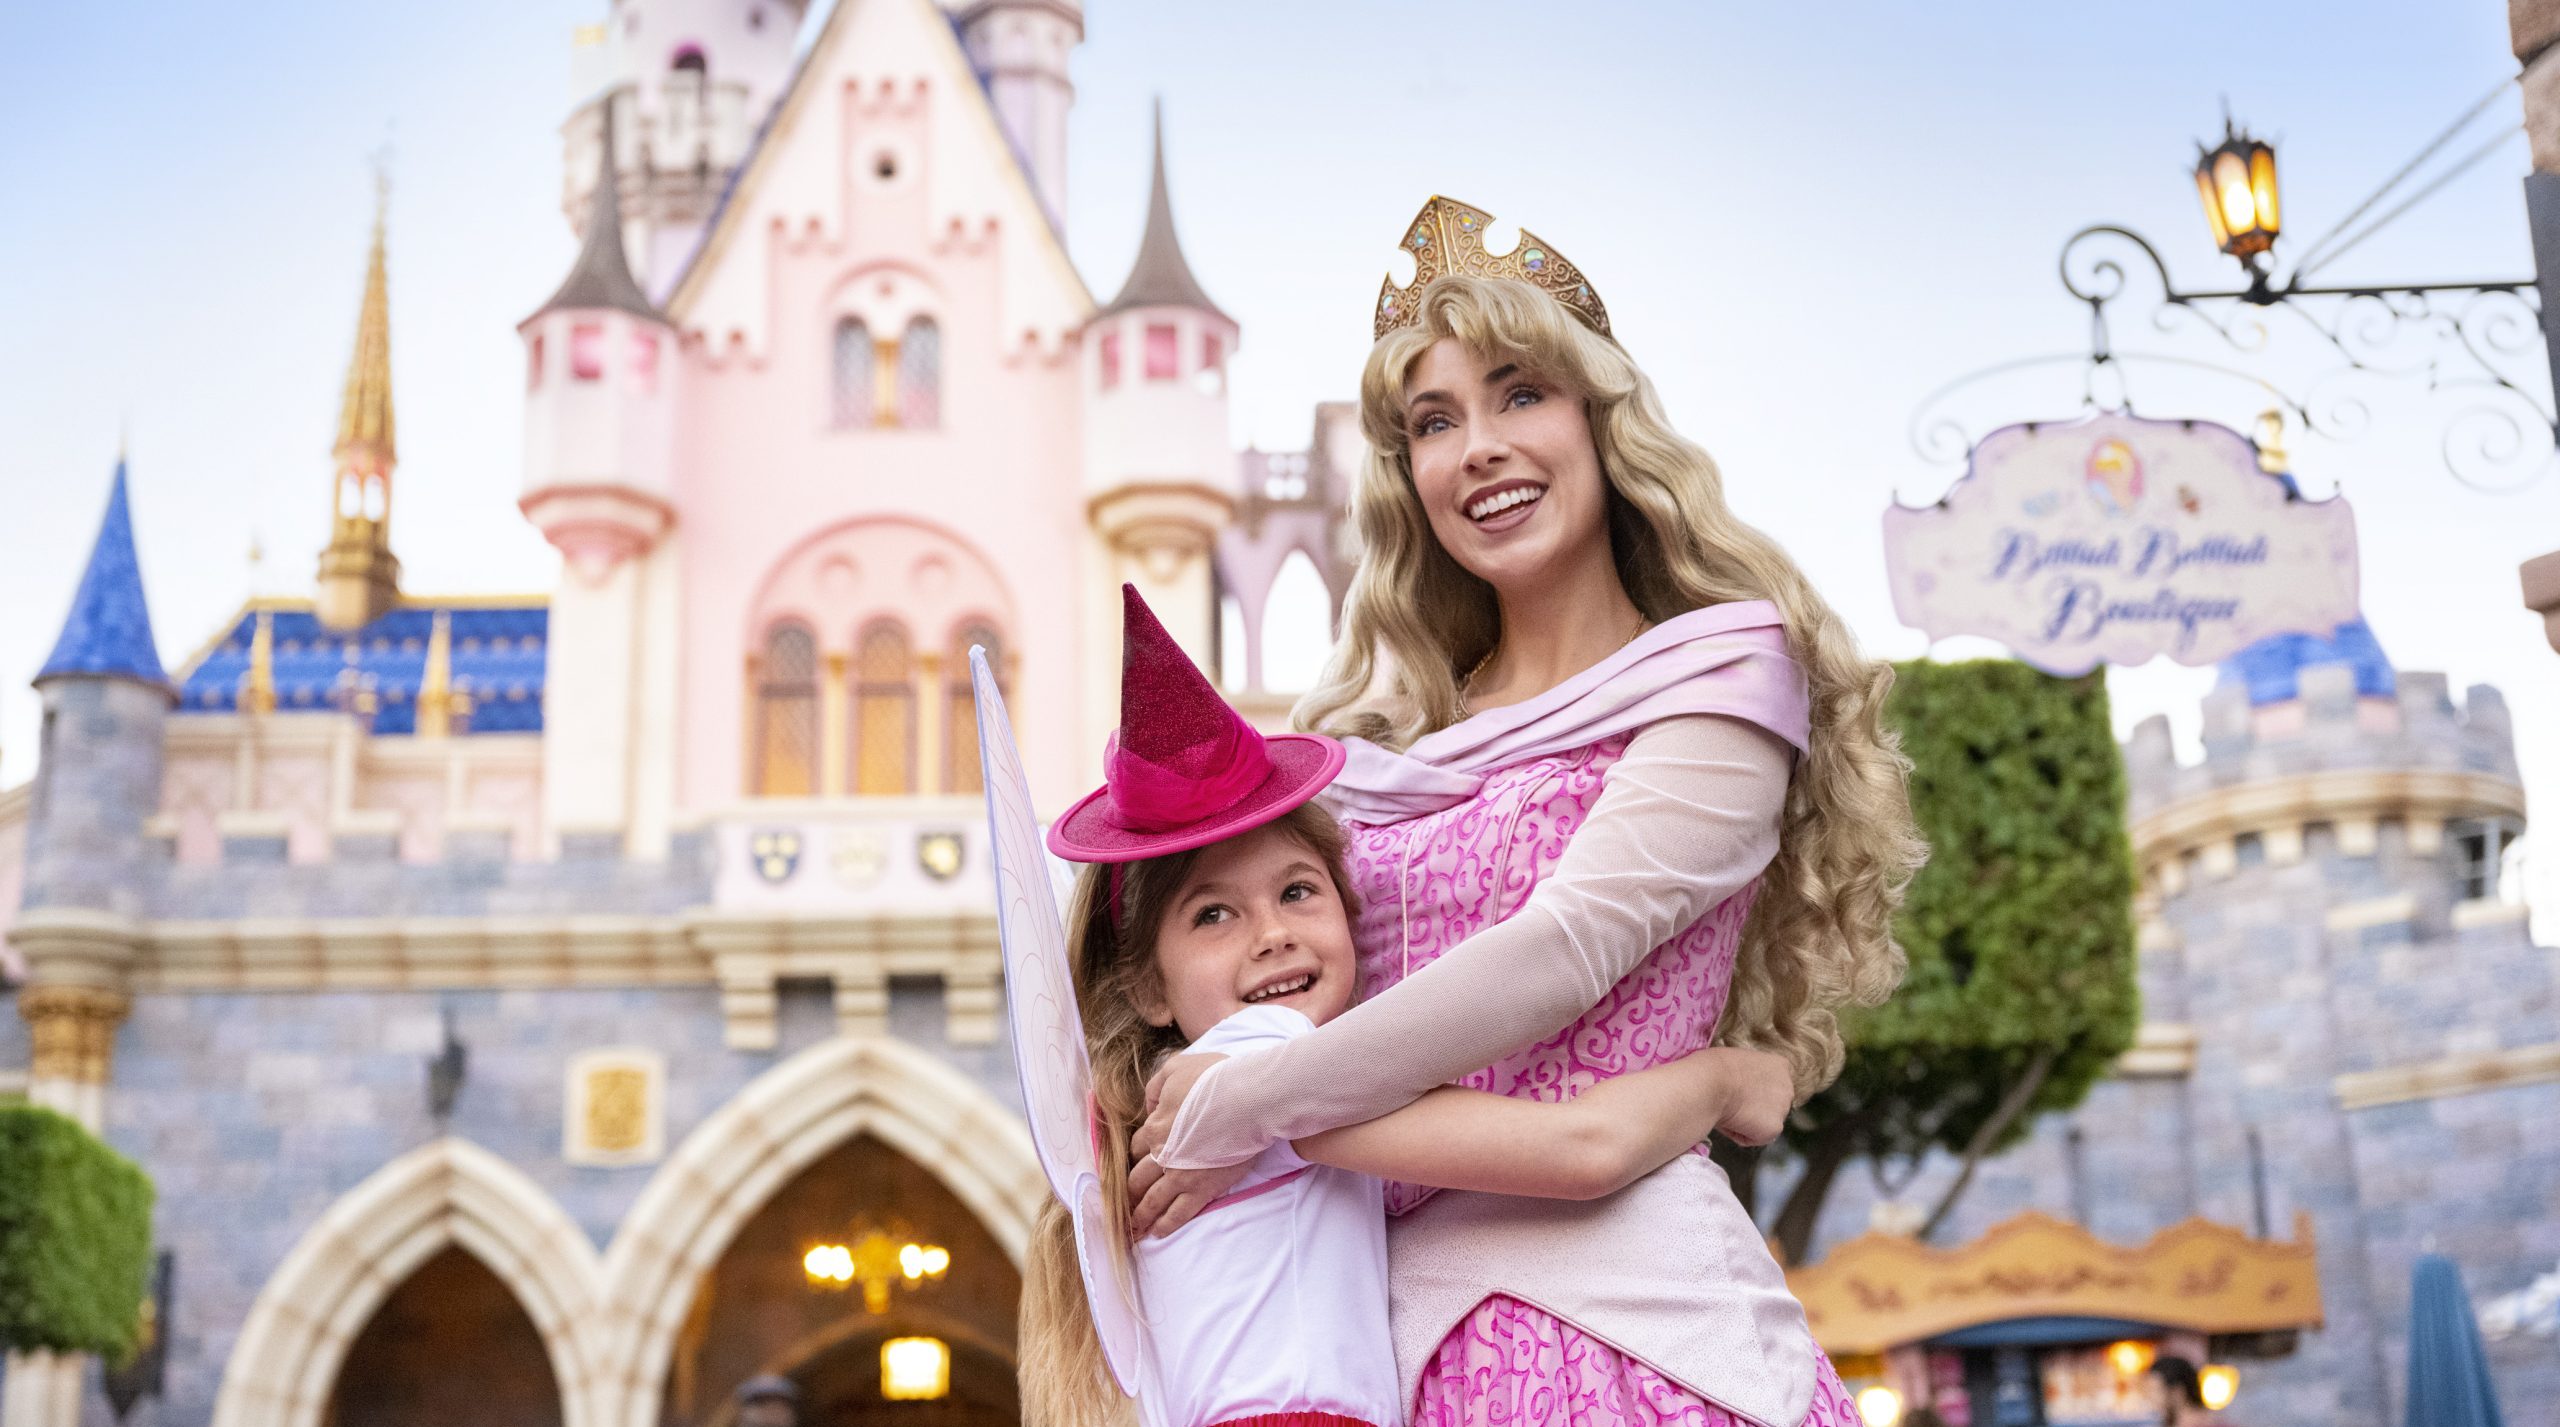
top-left (1298, 274), bottom-right (1922, 1097)
top-left (1017, 803), bottom-right (1361, 1427)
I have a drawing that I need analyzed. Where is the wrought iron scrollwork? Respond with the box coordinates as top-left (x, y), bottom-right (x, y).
top-left (1912, 223), bottom-right (2553, 491)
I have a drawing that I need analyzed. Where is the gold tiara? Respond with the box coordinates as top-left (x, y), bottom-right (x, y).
top-left (1373, 196), bottom-right (1610, 342)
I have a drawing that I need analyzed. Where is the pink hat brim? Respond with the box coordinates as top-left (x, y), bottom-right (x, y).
top-left (1045, 733), bottom-right (1347, 864)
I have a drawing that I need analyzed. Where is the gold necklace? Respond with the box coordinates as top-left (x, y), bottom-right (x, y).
top-left (1457, 609), bottom-right (1651, 719)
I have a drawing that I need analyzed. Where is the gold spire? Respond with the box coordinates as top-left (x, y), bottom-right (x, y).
top-left (317, 169), bottom-right (403, 631)
top-left (415, 609), bottom-right (471, 738)
top-left (239, 610), bottom-right (277, 716)
top-left (337, 175), bottom-right (397, 476)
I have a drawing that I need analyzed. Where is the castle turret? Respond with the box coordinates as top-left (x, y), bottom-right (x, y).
top-left (16, 458), bottom-right (169, 1131)
top-left (952, 0), bottom-right (1083, 223)
top-left (521, 106), bottom-right (680, 855)
top-left (2116, 431), bottom-right (2553, 1425)
top-left (315, 191), bottom-right (402, 630)
top-left (563, 0), bottom-right (813, 288)
top-left (1083, 103), bottom-right (1237, 713)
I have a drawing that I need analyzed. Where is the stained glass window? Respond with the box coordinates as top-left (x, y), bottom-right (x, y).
top-left (753, 623), bottom-right (818, 797)
top-left (898, 318), bottom-right (940, 429)
top-left (853, 621), bottom-right (915, 795)
top-left (832, 317), bottom-right (874, 427)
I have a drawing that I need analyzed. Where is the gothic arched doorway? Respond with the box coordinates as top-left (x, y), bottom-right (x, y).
top-left (327, 1244), bottom-right (567, 1427)
top-left (661, 1133), bottom-right (1022, 1427)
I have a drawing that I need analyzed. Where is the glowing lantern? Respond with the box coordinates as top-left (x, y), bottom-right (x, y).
top-left (803, 1228), bottom-right (950, 1312)
top-left (1855, 1386), bottom-right (1903, 1427)
top-left (2106, 1339), bottom-right (2158, 1378)
top-left (881, 1336), bottom-right (951, 1401)
top-left (2194, 119), bottom-right (2280, 263)
top-left (2198, 1363), bottom-right (2240, 1411)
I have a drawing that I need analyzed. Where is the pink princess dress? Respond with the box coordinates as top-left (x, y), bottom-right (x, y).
top-left (1152, 602), bottom-right (1862, 1427)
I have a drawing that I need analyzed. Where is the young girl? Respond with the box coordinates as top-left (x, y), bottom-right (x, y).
top-left (1010, 586), bottom-right (1796, 1427)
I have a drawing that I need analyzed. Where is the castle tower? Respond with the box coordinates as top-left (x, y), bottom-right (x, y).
top-left (521, 105), bottom-right (680, 855)
top-left (564, 0), bottom-right (813, 288)
top-left (2120, 491), bottom-right (2556, 1419)
top-left (951, 0), bottom-right (1083, 223)
top-left (315, 192), bottom-right (401, 631)
top-left (1083, 103), bottom-right (1236, 739)
top-left (15, 459), bottom-right (169, 1133)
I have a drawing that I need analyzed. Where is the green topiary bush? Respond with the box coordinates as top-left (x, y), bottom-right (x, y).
top-left (0, 1104), bottom-right (153, 1356)
top-left (1754, 658), bottom-right (2141, 1261)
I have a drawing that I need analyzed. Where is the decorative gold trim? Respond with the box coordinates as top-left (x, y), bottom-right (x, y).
top-left (2334, 1041), bottom-right (2560, 1111)
top-left (19, 984), bottom-right (130, 1085)
top-left (1787, 1211), bottom-right (2323, 1356)
top-left (565, 1048), bottom-right (666, 1166)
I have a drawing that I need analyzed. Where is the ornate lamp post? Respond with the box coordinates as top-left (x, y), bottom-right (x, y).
top-left (1914, 94), bottom-right (2557, 492)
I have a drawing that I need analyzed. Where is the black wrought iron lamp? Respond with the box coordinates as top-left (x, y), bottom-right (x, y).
top-left (2194, 117), bottom-right (2281, 287)
top-left (1908, 85), bottom-right (2558, 492)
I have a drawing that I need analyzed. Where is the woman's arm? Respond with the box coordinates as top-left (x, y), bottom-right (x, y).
top-left (1142, 714), bottom-right (1793, 1173)
top-left (1295, 1045), bottom-right (1794, 1199)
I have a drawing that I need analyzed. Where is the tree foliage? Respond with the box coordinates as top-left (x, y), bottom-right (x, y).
top-left (1742, 659), bottom-right (2140, 1263)
top-left (0, 1104), bottom-right (154, 1356)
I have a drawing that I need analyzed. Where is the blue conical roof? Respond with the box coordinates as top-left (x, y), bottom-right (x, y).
top-left (37, 460), bottom-right (168, 690)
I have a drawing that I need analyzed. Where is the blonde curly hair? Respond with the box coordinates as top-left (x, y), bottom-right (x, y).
top-left (1297, 274), bottom-right (1922, 1096)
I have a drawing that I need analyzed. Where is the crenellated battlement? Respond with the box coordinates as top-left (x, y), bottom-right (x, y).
top-left (2124, 661), bottom-right (2524, 898)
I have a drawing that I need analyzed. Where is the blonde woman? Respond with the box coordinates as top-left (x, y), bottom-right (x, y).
top-left (1128, 200), bottom-right (1922, 1427)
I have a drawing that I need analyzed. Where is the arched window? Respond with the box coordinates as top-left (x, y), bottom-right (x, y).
top-left (898, 317), bottom-right (941, 429)
top-left (852, 621), bottom-right (915, 795)
top-left (670, 44), bottom-right (707, 76)
top-left (1261, 551), bottom-right (1332, 694)
top-left (945, 622), bottom-right (1004, 794)
top-left (752, 623), bottom-right (819, 796)
top-left (831, 318), bottom-right (874, 428)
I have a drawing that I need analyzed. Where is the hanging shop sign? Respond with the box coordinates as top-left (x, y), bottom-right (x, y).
top-left (1882, 411), bottom-right (2359, 675)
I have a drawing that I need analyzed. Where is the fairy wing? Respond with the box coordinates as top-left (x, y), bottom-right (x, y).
top-left (970, 648), bottom-right (1143, 1394)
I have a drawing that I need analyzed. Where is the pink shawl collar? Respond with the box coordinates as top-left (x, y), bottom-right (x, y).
top-left (1318, 600), bottom-right (1808, 826)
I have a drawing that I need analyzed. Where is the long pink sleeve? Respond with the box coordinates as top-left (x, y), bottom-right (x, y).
top-left (1153, 714), bottom-right (1791, 1171)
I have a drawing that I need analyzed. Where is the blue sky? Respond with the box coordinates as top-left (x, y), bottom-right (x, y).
top-left (4, 0), bottom-right (2555, 924)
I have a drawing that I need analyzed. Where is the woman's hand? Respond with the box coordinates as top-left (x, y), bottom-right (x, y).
top-left (1125, 1153), bottom-right (1252, 1239)
top-left (1710, 1046), bottom-right (1795, 1147)
top-left (1130, 1051), bottom-right (1227, 1161)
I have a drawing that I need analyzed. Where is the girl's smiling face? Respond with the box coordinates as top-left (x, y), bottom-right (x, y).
top-left (1401, 337), bottom-right (1610, 596)
top-left (1142, 822), bottom-right (1358, 1042)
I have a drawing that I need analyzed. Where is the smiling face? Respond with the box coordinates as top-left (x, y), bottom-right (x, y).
top-left (1401, 337), bottom-right (1614, 596)
top-left (1140, 822), bottom-right (1358, 1042)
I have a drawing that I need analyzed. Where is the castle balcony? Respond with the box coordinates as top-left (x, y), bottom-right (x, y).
top-left (697, 796), bottom-right (1004, 1051)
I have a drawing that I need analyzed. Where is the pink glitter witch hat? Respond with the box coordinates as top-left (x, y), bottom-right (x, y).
top-left (1045, 585), bottom-right (1344, 864)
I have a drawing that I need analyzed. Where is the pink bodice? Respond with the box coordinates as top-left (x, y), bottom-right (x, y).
top-left (1341, 733), bottom-right (1760, 1214)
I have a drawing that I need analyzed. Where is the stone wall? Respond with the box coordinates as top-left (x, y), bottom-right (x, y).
top-left (1801, 669), bottom-right (2559, 1427)
top-left (99, 977), bottom-right (1022, 1425)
